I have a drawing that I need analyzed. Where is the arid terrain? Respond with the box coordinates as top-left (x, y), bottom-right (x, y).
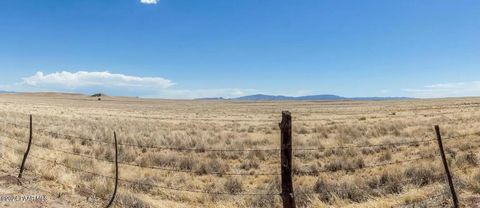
top-left (0, 93), bottom-right (479, 207)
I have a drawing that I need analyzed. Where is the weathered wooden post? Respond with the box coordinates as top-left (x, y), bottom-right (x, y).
top-left (434, 125), bottom-right (459, 208)
top-left (279, 111), bottom-right (295, 208)
top-left (18, 114), bottom-right (33, 178)
top-left (106, 131), bottom-right (119, 208)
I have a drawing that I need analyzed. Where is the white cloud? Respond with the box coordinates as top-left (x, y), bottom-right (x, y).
top-left (18, 71), bottom-right (173, 95)
top-left (2, 70), bottom-right (321, 99)
top-left (140, 0), bottom-right (158, 4)
top-left (404, 81), bottom-right (480, 98)
top-left (22, 71), bottom-right (173, 89)
top-left (6, 71), bottom-right (263, 99)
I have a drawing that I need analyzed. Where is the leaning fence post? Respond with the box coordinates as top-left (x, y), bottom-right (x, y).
top-left (106, 131), bottom-right (119, 208)
top-left (18, 114), bottom-right (33, 178)
top-left (434, 125), bottom-right (459, 208)
top-left (279, 111), bottom-right (296, 208)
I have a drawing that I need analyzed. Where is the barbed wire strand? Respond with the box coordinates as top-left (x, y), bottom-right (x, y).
top-left (0, 156), bottom-right (60, 197)
top-left (1, 135), bottom-right (442, 177)
top-left (299, 174), bottom-right (446, 196)
top-left (1, 135), bottom-right (281, 176)
top-left (294, 155), bottom-right (440, 176)
top-left (0, 143), bottom-right (280, 196)
top-left (5, 122), bottom-right (478, 153)
top-left (4, 133), bottom-right (447, 178)
top-left (1, 124), bottom-right (282, 152)
top-left (292, 139), bottom-right (437, 151)
top-left (0, 155), bottom-right (112, 204)
top-left (0, 122), bottom-right (468, 152)
top-left (394, 191), bottom-right (448, 207)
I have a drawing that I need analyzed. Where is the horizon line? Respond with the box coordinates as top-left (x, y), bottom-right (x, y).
top-left (3, 91), bottom-right (480, 100)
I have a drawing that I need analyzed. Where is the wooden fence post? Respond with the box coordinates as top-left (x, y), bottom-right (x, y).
top-left (106, 131), bottom-right (119, 208)
top-left (18, 114), bottom-right (33, 178)
top-left (434, 125), bottom-right (459, 208)
top-left (279, 111), bottom-right (296, 208)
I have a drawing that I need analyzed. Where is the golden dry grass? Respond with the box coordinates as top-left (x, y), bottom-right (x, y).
top-left (0, 93), bottom-right (479, 207)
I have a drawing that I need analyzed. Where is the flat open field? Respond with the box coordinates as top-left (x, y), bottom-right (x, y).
top-left (0, 93), bottom-right (479, 207)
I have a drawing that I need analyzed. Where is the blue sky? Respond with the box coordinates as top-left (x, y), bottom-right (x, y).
top-left (0, 0), bottom-right (479, 99)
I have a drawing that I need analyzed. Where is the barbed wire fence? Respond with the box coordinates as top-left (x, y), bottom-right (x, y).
top-left (0, 111), bottom-right (478, 208)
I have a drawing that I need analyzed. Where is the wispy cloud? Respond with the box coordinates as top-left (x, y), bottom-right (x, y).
top-left (140, 0), bottom-right (158, 4)
top-left (147, 88), bottom-right (262, 99)
top-left (404, 81), bottom-right (480, 98)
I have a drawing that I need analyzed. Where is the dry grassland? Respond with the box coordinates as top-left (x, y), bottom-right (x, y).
top-left (0, 93), bottom-right (479, 207)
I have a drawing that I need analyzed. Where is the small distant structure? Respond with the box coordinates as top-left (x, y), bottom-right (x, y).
top-left (91, 93), bottom-right (107, 101)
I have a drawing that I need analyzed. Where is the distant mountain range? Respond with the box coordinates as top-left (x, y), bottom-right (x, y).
top-left (198, 94), bottom-right (412, 101)
top-left (0, 90), bottom-right (15, 94)
top-left (0, 91), bottom-right (411, 101)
